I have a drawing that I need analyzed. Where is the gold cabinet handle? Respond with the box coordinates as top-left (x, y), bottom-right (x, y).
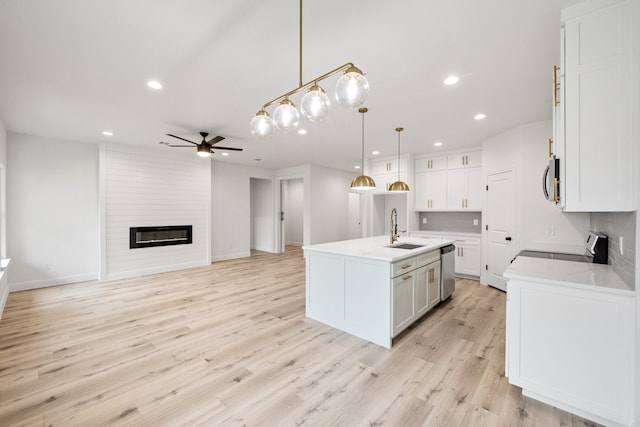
top-left (403, 275), bottom-right (412, 280)
top-left (461, 247), bottom-right (464, 256)
top-left (401, 264), bottom-right (412, 269)
top-left (553, 65), bottom-right (560, 106)
top-left (462, 199), bottom-right (464, 208)
top-left (548, 138), bottom-right (554, 158)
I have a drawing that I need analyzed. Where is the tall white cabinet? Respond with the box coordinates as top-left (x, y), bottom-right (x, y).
top-left (414, 149), bottom-right (482, 211)
top-left (559, 0), bottom-right (636, 211)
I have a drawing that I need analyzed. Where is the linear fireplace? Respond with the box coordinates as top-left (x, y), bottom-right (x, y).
top-left (129, 225), bottom-right (193, 249)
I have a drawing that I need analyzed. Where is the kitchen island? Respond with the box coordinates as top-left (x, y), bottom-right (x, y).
top-left (303, 236), bottom-right (454, 348)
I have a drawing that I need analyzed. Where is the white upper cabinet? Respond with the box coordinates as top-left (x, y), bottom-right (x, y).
top-left (371, 157), bottom-right (408, 175)
top-left (447, 150), bottom-right (482, 169)
top-left (561, 0), bottom-right (635, 211)
top-left (415, 155), bottom-right (447, 173)
top-left (414, 149), bottom-right (482, 211)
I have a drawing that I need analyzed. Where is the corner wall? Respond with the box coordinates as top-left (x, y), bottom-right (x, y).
top-left (481, 121), bottom-right (591, 284)
top-left (7, 133), bottom-right (99, 290)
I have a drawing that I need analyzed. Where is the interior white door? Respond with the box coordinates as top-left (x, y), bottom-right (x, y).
top-left (486, 170), bottom-right (515, 291)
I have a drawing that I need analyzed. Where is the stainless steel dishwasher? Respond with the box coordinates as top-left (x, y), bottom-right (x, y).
top-left (440, 244), bottom-right (455, 300)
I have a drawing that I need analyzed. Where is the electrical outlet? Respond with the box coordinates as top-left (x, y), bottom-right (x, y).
top-left (619, 236), bottom-right (624, 255)
top-left (422, 218), bottom-right (427, 224)
top-left (547, 226), bottom-right (555, 236)
top-left (473, 218), bottom-right (478, 226)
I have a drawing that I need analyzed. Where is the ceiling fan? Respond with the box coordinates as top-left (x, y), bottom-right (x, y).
top-left (160, 131), bottom-right (243, 158)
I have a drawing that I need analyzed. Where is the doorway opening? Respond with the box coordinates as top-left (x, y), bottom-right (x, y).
top-left (250, 178), bottom-right (274, 253)
top-left (281, 178), bottom-right (304, 252)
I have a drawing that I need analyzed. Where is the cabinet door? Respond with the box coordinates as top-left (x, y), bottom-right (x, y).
top-left (415, 155), bottom-right (447, 173)
top-left (392, 273), bottom-right (416, 336)
top-left (459, 244), bottom-right (481, 276)
top-left (447, 169), bottom-right (466, 209)
top-left (465, 167), bottom-right (483, 210)
top-left (563, 1), bottom-right (634, 211)
top-left (414, 265), bottom-right (429, 317)
top-left (372, 174), bottom-right (389, 193)
top-left (414, 172), bottom-right (429, 210)
top-left (425, 171), bottom-right (447, 209)
top-left (371, 159), bottom-right (391, 175)
top-left (427, 261), bottom-right (441, 309)
top-left (447, 151), bottom-right (482, 169)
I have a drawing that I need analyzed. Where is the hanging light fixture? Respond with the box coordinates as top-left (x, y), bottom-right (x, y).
top-left (389, 127), bottom-right (410, 192)
top-left (250, 0), bottom-right (369, 138)
top-left (351, 108), bottom-right (376, 190)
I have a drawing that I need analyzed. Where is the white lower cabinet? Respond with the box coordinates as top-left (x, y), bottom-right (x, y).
top-left (454, 243), bottom-right (480, 276)
top-left (506, 279), bottom-right (634, 426)
top-left (392, 250), bottom-right (440, 337)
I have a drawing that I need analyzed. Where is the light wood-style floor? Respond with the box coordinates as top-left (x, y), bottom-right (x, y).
top-left (0, 246), bottom-right (599, 426)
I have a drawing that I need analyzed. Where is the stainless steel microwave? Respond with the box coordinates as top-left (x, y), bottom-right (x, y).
top-left (542, 156), bottom-right (560, 204)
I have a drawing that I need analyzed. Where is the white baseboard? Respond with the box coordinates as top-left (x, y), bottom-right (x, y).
top-left (211, 251), bottom-right (251, 262)
top-left (10, 273), bottom-right (98, 292)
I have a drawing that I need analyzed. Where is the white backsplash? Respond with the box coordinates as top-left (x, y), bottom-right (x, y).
top-left (590, 211), bottom-right (636, 289)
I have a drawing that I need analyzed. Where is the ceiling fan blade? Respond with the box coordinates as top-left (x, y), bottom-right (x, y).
top-left (213, 146), bottom-right (243, 151)
top-left (167, 133), bottom-right (197, 145)
top-left (167, 145), bottom-right (194, 148)
top-left (207, 135), bottom-right (225, 145)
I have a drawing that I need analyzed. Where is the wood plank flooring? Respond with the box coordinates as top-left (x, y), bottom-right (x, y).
top-left (0, 246), bottom-right (599, 426)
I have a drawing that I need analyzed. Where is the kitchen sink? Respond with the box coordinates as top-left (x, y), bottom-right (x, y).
top-left (387, 243), bottom-right (424, 250)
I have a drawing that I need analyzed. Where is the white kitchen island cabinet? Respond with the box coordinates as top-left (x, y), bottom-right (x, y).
top-left (504, 256), bottom-right (635, 427)
top-left (303, 236), bottom-right (453, 349)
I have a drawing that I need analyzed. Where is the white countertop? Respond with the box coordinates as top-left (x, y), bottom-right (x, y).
top-left (303, 235), bottom-right (454, 262)
top-left (504, 256), bottom-right (634, 296)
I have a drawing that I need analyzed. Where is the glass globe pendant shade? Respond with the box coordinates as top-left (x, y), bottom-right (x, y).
top-left (335, 66), bottom-right (370, 108)
top-left (350, 175), bottom-right (376, 190)
top-left (300, 84), bottom-right (331, 122)
top-left (250, 110), bottom-right (275, 139)
top-left (273, 98), bottom-right (300, 132)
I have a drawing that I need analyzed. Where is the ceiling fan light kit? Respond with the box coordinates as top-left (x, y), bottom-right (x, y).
top-left (250, 0), bottom-right (369, 139)
top-left (162, 131), bottom-right (243, 158)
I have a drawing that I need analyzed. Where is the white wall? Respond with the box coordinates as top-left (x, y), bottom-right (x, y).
top-left (308, 165), bottom-right (354, 245)
top-left (250, 177), bottom-right (274, 251)
top-left (283, 178), bottom-right (303, 246)
top-left (481, 121), bottom-right (590, 284)
top-left (212, 161), bottom-right (274, 261)
top-left (102, 144), bottom-right (210, 280)
top-left (8, 133), bottom-right (99, 290)
top-left (0, 117), bottom-right (8, 317)
top-left (633, 0), bottom-right (640, 421)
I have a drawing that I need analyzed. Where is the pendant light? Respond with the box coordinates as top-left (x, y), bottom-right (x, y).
top-left (249, 0), bottom-right (369, 138)
top-left (350, 108), bottom-right (376, 190)
top-left (388, 127), bottom-right (410, 192)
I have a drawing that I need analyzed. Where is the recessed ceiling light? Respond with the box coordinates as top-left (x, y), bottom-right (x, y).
top-left (444, 75), bottom-right (459, 85)
top-left (372, 151), bottom-right (379, 155)
top-left (102, 131), bottom-right (114, 136)
top-left (355, 165), bottom-right (361, 169)
top-left (221, 152), bottom-right (229, 156)
top-left (474, 113), bottom-right (486, 120)
top-left (434, 141), bottom-right (443, 147)
top-left (298, 129), bottom-right (307, 135)
top-left (147, 80), bottom-right (163, 90)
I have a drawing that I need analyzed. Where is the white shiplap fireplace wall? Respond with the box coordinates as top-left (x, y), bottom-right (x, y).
top-left (100, 144), bottom-right (211, 281)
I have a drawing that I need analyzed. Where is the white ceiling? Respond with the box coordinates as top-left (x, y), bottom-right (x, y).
top-left (0, 0), bottom-right (582, 172)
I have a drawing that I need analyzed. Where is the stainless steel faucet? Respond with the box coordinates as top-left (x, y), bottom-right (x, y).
top-left (390, 208), bottom-right (399, 244)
